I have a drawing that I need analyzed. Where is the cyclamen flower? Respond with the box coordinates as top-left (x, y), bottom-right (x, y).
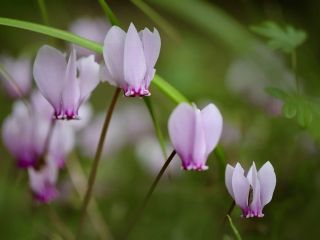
top-left (33, 45), bottom-right (100, 119)
top-left (0, 55), bottom-right (32, 97)
top-left (28, 156), bottom-right (59, 203)
top-left (225, 162), bottom-right (276, 218)
top-left (1, 96), bottom-right (75, 168)
top-left (102, 23), bottom-right (161, 96)
top-left (168, 103), bottom-right (223, 170)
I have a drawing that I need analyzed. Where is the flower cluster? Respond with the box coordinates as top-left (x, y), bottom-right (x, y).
top-left (1, 19), bottom-right (276, 219)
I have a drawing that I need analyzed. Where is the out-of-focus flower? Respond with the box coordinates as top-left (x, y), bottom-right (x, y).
top-left (28, 156), bottom-right (59, 203)
top-left (69, 17), bottom-right (110, 57)
top-left (102, 23), bottom-right (161, 97)
top-left (0, 55), bottom-right (32, 97)
top-left (79, 103), bottom-right (152, 158)
top-left (2, 101), bottom-right (45, 168)
top-left (2, 97), bottom-right (75, 168)
top-left (225, 161), bottom-right (276, 218)
top-left (33, 45), bottom-right (100, 119)
top-left (135, 136), bottom-right (181, 175)
top-left (168, 103), bottom-right (223, 171)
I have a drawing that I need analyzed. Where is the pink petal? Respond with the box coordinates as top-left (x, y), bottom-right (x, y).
top-left (200, 103), bottom-right (223, 155)
top-left (103, 26), bottom-right (126, 86)
top-left (232, 163), bottom-right (250, 211)
top-left (61, 48), bottom-right (80, 118)
top-left (225, 164), bottom-right (235, 198)
top-left (77, 55), bottom-right (100, 103)
top-left (258, 161), bottom-right (276, 207)
top-left (247, 162), bottom-right (262, 217)
top-left (124, 23), bottom-right (147, 89)
top-left (140, 27), bottom-right (161, 85)
top-left (168, 103), bottom-right (196, 168)
top-left (33, 45), bottom-right (66, 113)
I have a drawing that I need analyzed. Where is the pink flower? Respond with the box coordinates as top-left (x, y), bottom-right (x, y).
top-left (168, 103), bottom-right (223, 170)
top-left (33, 45), bottom-right (100, 119)
top-left (225, 162), bottom-right (276, 218)
top-left (28, 156), bottom-right (59, 203)
top-left (1, 94), bottom-right (75, 168)
top-left (0, 55), bottom-right (32, 97)
top-left (102, 23), bottom-right (161, 97)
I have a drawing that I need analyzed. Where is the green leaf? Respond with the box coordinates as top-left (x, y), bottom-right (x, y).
top-left (265, 87), bottom-right (288, 100)
top-left (152, 75), bottom-right (189, 104)
top-left (227, 215), bottom-right (242, 240)
top-left (131, 0), bottom-right (180, 42)
top-left (283, 97), bottom-right (297, 119)
top-left (296, 99), bottom-right (313, 128)
top-left (143, 97), bottom-right (168, 161)
top-left (0, 17), bottom-right (103, 53)
top-left (251, 21), bottom-right (307, 53)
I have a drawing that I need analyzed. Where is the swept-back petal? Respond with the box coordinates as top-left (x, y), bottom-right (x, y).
top-left (140, 27), bottom-right (161, 75)
top-left (33, 45), bottom-right (66, 112)
top-left (200, 103), bottom-right (223, 155)
top-left (191, 107), bottom-right (207, 169)
top-left (225, 164), bottom-right (235, 198)
top-left (103, 26), bottom-right (126, 85)
top-left (247, 162), bottom-right (262, 216)
top-left (232, 163), bottom-right (250, 211)
top-left (62, 49), bottom-right (80, 118)
top-left (258, 161), bottom-right (276, 207)
top-left (124, 23), bottom-right (147, 89)
top-left (77, 55), bottom-right (100, 103)
top-left (168, 103), bottom-right (195, 168)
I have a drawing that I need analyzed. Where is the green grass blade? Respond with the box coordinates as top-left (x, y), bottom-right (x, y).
top-left (0, 17), bottom-right (102, 53)
top-left (131, 0), bottom-right (180, 42)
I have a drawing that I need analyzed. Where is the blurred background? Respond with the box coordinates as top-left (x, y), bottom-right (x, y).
top-left (1, 0), bottom-right (320, 239)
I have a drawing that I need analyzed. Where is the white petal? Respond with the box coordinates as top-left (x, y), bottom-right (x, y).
top-left (200, 103), bottom-right (223, 155)
top-left (124, 23), bottom-right (147, 88)
top-left (77, 55), bottom-right (100, 103)
top-left (225, 164), bottom-right (235, 198)
top-left (103, 26), bottom-right (126, 85)
top-left (33, 45), bottom-right (66, 112)
top-left (232, 163), bottom-right (250, 210)
top-left (258, 161), bottom-right (276, 207)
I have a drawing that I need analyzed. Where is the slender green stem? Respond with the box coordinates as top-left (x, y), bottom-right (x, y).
top-left (76, 88), bottom-right (121, 239)
top-left (218, 200), bottom-right (235, 238)
top-left (36, 0), bottom-right (49, 25)
top-left (291, 50), bottom-right (300, 93)
top-left (123, 150), bottom-right (176, 239)
top-left (227, 214), bottom-right (242, 240)
top-left (131, 0), bottom-right (180, 42)
top-left (67, 154), bottom-right (113, 240)
top-left (97, 0), bottom-right (121, 26)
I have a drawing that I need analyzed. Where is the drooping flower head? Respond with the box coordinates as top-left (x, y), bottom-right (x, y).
top-left (28, 156), bottom-right (59, 203)
top-left (102, 23), bottom-right (161, 97)
top-left (225, 161), bottom-right (276, 218)
top-left (1, 93), bottom-right (75, 168)
top-left (33, 45), bottom-right (100, 119)
top-left (0, 55), bottom-right (32, 98)
top-left (168, 103), bottom-right (223, 170)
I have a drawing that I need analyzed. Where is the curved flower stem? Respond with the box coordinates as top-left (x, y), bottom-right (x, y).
top-left (36, 0), bottom-right (49, 25)
top-left (123, 150), bottom-right (176, 239)
top-left (218, 200), bottom-right (235, 238)
top-left (76, 88), bottom-right (121, 239)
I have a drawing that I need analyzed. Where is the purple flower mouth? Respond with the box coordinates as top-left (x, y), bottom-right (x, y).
top-left (33, 182), bottom-right (58, 203)
top-left (124, 87), bottom-right (151, 97)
